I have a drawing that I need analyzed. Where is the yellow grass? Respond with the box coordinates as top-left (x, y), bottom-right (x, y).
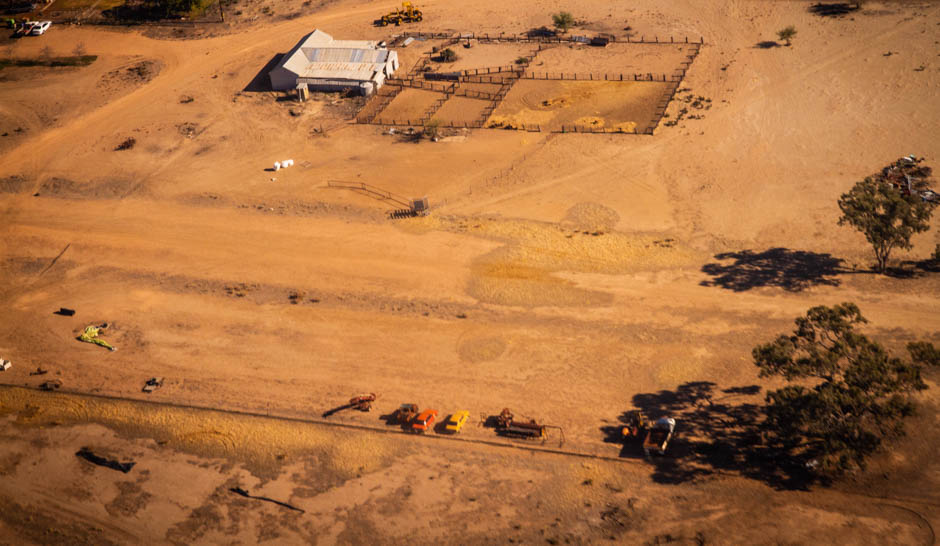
top-left (0, 386), bottom-right (403, 479)
top-left (397, 215), bottom-right (700, 307)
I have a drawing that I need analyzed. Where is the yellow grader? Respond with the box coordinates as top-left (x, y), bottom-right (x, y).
top-left (377, 2), bottom-right (423, 26)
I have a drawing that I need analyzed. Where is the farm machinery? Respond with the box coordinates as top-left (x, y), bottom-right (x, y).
top-left (349, 393), bottom-right (378, 411)
top-left (495, 408), bottom-right (563, 444)
top-left (322, 393), bottom-right (378, 417)
top-left (377, 2), bottom-right (423, 26)
top-left (621, 410), bottom-right (676, 456)
top-left (391, 403), bottom-right (419, 424)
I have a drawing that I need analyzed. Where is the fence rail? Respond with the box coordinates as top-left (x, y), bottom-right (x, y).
top-left (326, 181), bottom-right (412, 208)
top-left (519, 71), bottom-right (676, 82)
top-left (354, 33), bottom-right (706, 135)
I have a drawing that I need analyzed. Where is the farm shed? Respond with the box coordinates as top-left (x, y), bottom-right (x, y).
top-left (269, 29), bottom-right (400, 96)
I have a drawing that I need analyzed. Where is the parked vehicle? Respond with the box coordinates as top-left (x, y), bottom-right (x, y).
top-left (392, 403), bottom-right (419, 424)
top-left (29, 20), bottom-right (50, 35)
top-left (411, 409), bottom-right (438, 433)
top-left (642, 417), bottom-right (676, 456)
top-left (445, 410), bottom-right (469, 433)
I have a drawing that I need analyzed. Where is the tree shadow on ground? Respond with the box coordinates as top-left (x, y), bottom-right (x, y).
top-left (808, 2), bottom-right (861, 17)
top-left (755, 41), bottom-right (780, 49)
top-left (605, 382), bottom-right (815, 490)
top-left (889, 255), bottom-right (940, 278)
top-left (700, 248), bottom-right (845, 291)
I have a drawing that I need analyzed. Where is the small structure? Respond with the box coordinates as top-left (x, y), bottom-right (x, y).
top-left (269, 29), bottom-right (400, 97)
top-left (410, 196), bottom-right (430, 216)
top-left (0, 358), bottom-right (11, 371)
top-left (591, 35), bottom-right (611, 47)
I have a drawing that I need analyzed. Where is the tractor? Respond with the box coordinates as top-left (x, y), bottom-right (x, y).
top-left (391, 403), bottom-right (419, 424)
top-left (377, 2), bottom-right (423, 26)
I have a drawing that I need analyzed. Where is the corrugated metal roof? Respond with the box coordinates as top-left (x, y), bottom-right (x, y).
top-left (277, 29), bottom-right (396, 82)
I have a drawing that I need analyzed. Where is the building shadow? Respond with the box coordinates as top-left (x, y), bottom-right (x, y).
top-left (700, 248), bottom-right (845, 292)
top-left (243, 54), bottom-right (284, 92)
top-left (615, 381), bottom-right (815, 490)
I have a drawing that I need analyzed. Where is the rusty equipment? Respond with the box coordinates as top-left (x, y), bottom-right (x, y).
top-left (495, 408), bottom-right (545, 439)
top-left (621, 410), bottom-right (649, 439)
top-left (349, 393), bottom-right (378, 411)
top-left (392, 403), bottom-right (419, 424)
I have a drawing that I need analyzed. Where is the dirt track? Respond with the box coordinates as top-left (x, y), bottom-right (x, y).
top-left (1, 0), bottom-right (939, 542)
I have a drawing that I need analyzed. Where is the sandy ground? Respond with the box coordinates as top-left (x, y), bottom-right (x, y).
top-left (1, 0), bottom-right (940, 542)
top-left (489, 80), bottom-right (667, 131)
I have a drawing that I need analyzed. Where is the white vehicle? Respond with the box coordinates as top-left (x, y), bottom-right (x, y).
top-left (29, 21), bottom-right (51, 35)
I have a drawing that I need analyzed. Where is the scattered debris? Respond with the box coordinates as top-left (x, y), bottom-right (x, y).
top-left (39, 379), bottom-right (62, 391)
top-left (115, 138), bottom-right (136, 151)
top-left (142, 377), bottom-right (164, 393)
top-left (54, 307), bottom-right (76, 316)
top-left (230, 487), bottom-right (305, 513)
top-left (75, 447), bottom-right (136, 473)
top-left (77, 324), bottom-right (116, 351)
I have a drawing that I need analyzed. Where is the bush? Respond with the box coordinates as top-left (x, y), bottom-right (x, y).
top-left (552, 11), bottom-right (575, 33)
top-left (439, 48), bottom-right (457, 62)
top-left (115, 138), bottom-right (136, 151)
top-left (777, 25), bottom-right (797, 46)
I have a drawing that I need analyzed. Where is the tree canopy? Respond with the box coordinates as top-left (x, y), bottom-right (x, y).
top-left (551, 11), bottom-right (575, 33)
top-left (777, 25), bottom-right (797, 46)
top-left (753, 303), bottom-right (938, 476)
top-left (838, 176), bottom-right (936, 273)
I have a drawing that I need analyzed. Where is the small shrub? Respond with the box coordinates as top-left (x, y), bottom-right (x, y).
top-left (552, 11), bottom-right (575, 33)
top-left (515, 56), bottom-right (529, 65)
top-left (439, 48), bottom-right (457, 62)
top-left (115, 137), bottom-right (136, 151)
top-left (777, 25), bottom-right (797, 46)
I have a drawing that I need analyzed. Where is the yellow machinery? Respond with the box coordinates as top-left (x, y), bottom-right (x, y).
top-left (379, 2), bottom-right (423, 26)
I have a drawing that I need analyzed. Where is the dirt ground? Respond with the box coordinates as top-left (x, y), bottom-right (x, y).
top-left (489, 80), bottom-right (667, 131)
top-left (375, 87), bottom-right (442, 123)
top-left (1, 0), bottom-right (939, 543)
top-left (432, 96), bottom-right (490, 126)
top-left (531, 42), bottom-right (697, 77)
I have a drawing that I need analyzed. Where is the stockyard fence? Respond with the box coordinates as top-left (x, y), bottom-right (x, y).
top-left (463, 32), bottom-right (704, 45)
top-left (519, 72), bottom-right (677, 82)
top-left (648, 42), bottom-right (703, 132)
top-left (369, 119), bottom-right (542, 132)
top-left (553, 124), bottom-right (650, 135)
top-left (357, 33), bottom-right (705, 134)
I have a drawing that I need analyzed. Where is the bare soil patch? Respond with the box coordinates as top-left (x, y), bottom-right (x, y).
top-left (490, 79), bottom-right (667, 131)
top-left (374, 88), bottom-right (442, 124)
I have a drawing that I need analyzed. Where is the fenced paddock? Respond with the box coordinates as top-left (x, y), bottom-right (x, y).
top-left (373, 88), bottom-right (444, 125)
top-left (356, 33), bottom-right (703, 136)
top-left (432, 96), bottom-right (493, 126)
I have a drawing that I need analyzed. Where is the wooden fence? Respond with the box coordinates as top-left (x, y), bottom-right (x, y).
top-left (519, 72), bottom-right (675, 82)
top-left (552, 124), bottom-right (649, 135)
top-left (648, 42), bottom-right (703, 132)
